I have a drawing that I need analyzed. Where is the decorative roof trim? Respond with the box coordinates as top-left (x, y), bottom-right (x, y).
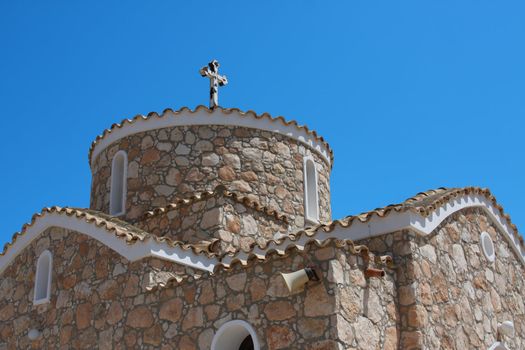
top-left (143, 185), bottom-right (288, 224)
top-left (88, 106), bottom-right (333, 168)
top-left (217, 236), bottom-right (389, 270)
top-left (144, 269), bottom-right (203, 292)
top-left (217, 187), bottom-right (525, 268)
top-left (2, 187), bottom-right (521, 277)
top-left (153, 238), bottom-right (393, 288)
top-left (0, 208), bottom-right (217, 274)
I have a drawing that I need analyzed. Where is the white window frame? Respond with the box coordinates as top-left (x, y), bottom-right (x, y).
top-left (109, 150), bottom-right (128, 216)
top-left (211, 320), bottom-right (260, 350)
top-left (480, 231), bottom-right (496, 262)
top-left (33, 250), bottom-right (52, 305)
top-left (303, 155), bottom-right (320, 224)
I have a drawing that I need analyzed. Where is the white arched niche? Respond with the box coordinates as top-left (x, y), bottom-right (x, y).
top-left (211, 320), bottom-right (260, 350)
top-left (34, 250), bottom-right (52, 305)
top-left (480, 231), bottom-right (496, 262)
top-left (109, 150), bottom-right (128, 216)
top-left (303, 155), bottom-right (319, 224)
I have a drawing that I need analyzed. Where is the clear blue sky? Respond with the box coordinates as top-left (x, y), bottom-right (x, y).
top-left (1, 1), bottom-right (523, 246)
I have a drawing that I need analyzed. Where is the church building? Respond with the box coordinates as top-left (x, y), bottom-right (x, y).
top-left (0, 61), bottom-right (523, 349)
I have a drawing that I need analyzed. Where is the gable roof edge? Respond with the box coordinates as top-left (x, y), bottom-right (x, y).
top-left (0, 210), bottom-right (218, 274)
top-left (217, 188), bottom-right (524, 268)
top-left (408, 192), bottom-right (524, 265)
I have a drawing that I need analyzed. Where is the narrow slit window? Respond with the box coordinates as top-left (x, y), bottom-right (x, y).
top-left (34, 250), bottom-right (52, 304)
top-left (110, 151), bottom-right (128, 215)
top-left (304, 157), bottom-right (319, 223)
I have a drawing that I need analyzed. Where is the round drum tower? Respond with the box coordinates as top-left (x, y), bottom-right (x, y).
top-left (89, 106), bottom-right (333, 230)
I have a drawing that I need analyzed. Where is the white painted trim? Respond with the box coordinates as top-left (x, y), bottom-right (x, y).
top-left (110, 150), bottom-right (128, 216)
top-left (211, 320), bottom-right (261, 350)
top-left (2, 193), bottom-right (523, 275)
top-left (406, 193), bottom-right (525, 265)
top-left (488, 342), bottom-right (509, 350)
top-left (221, 193), bottom-right (525, 268)
top-left (0, 212), bottom-right (217, 274)
top-left (303, 155), bottom-right (320, 224)
top-left (90, 108), bottom-right (332, 168)
top-left (33, 250), bottom-right (52, 305)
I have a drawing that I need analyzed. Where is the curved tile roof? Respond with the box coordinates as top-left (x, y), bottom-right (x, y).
top-left (0, 207), bottom-right (219, 258)
top-left (143, 184), bottom-right (289, 224)
top-left (1, 187), bottom-right (521, 275)
top-left (211, 187), bottom-right (524, 268)
top-left (214, 236), bottom-right (394, 271)
top-left (144, 268), bottom-right (204, 292)
top-left (88, 105), bottom-right (334, 168)
top-left (146, 237), bottom-right (395, 290)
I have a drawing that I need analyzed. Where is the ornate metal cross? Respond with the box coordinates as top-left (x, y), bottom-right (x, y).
top-left (200, 59), bottom-right (228, 109)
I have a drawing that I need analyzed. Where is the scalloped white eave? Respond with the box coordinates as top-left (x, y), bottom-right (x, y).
top-left (221, 193), bottom-right (524, 267)
top-left (0, 211), bottom-right (217, 274)
top-left (0, 193), bottom-right (522, 275)
top-left (89, 108), bottom-right (332, 168)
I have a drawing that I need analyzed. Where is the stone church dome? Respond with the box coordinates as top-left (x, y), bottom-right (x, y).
top-left (2, 61), bottom-right (523, 349)
top-left (89, 106), bottom-right (333, 233)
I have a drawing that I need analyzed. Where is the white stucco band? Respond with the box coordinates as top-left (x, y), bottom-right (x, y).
top-left (223, 193), bottom-right (525, 267)
top-left (2, 192), bottom-right (522, 275)
top-left (89, 108), bottom-right (332, 168)
top-left (0, 212), bottom-right (217, 275)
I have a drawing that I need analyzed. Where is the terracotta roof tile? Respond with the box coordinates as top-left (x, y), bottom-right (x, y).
top-left (215, 187), bottom-right (523, 265)
top-left (2, 187), bottom-right (520, 275)
top-left (144, 268), bottom-right (204, 291)
top-left (215, 236), bottom-right (395, 271)
top-left (0, 207), bottom-right (219, 258)
top-left (88, 105), bottom-right (334, 167)
top-left (151, 237), bottom-right (395, 289)
top-left (143, 184), bottom-right (289, 224)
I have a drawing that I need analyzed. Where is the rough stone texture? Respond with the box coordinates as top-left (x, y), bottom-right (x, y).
top-left (89, 125), bottom-right (332, 230)
top-left (1, 201), bottom-right (524, 349)
top-left (138, 191), bottom-right (289, 254)
top-left (330, 247), bottom-right (398, 350)
top-left (365, 207), bottom-right (525, 350)
top-left (0, 226), bottom-right (396, 349)
top-left (0, 228), bottom-right (197, 350)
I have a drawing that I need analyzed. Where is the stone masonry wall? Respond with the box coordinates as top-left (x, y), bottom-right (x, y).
top-left (7, 207), bottom-right (521, 349)
top-left (0, 227), bottom-right (198, 350)
top-left (0, 228), bottom-right (396, 350)
top-left (137, 193), bottom-right (289, 254)
top-left (89, 125), bottom-right (331, 230)
top-left (330, 247), bottom-right (399, 349)
top-left (393, 208), bottom-right (525, 349)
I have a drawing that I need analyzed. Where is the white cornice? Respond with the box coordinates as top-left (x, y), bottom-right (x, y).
top-left (2, 192), bottom-right (522, 275)
top-left (89, 108), bottom-right (332, 168)
top-left (0, 212), bottom-right (217, 274)
top-left (221, 193), bottom-right (524, 267)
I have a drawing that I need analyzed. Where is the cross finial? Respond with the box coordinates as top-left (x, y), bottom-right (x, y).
top-left (199, 59), bottom-right (228, 109)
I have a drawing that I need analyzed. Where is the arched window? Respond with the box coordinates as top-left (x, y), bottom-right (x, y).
top-left (304, 156), bottom-right (319, 223)
top-left (34, 250), bottom-right (52, 305)
top-left (110, 150), bottom-right (128, 216)
top-left (211, 320), bottom-right (260, 350)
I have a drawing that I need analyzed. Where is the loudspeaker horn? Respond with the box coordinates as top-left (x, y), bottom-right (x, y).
top-left (280, 267), bottom-right (319, 294)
